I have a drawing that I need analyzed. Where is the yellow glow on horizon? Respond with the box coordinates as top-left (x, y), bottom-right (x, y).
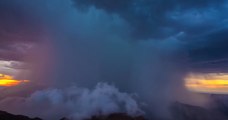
top-left (0, 74), bottom-right (29, 87)
top-left (185, 73), bottom-right (228, 94)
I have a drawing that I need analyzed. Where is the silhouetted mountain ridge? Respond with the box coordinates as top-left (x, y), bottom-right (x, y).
top-left (1, 102), bottom-right (228, 120)
top-left (84, 113), bottom-right (146, 120)
top-left (0, 110), bottom-right (42, 120)
top-left (170, 102), bottom-right (228, 120)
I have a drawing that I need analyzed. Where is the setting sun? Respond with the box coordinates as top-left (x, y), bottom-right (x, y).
top-left (0, 74), bottom-right (29, 87)
top-left (185, 73), bottom-right (228, 94)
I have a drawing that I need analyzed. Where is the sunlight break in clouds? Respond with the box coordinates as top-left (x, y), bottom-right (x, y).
top-left (185, 73), bottom-right (228, 94)
top-left (0, 74), bottom-right (29, 87)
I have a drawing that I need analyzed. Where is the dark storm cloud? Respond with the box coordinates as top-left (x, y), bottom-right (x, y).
top-left (188, 28), bottom-right (228, 72)
top-left (0, 0), bottom-right (44, 61)
top-left (73, 0), bottom-right (228, 72)
top-left (73, 0), bottom-right (225, 39)
top-left (0, 0), bottom-right (227, 67)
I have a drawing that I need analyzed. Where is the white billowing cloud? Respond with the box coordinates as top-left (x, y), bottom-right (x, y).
top-left (0, 83), bottom-right (143, 120)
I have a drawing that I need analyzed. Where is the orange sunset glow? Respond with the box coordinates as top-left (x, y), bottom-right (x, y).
top-left (0, 74), bottom-right (29, 87)
top-left (185, 73), bottom-right (228, 94)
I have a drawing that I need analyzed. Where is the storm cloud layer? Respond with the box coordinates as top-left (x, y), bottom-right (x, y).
top-left (0, 0), bottom-right (228, 120)
top-left (73, 0), bottom-right (228, 66)
top-left (0, 0), bottom-right (228, 69)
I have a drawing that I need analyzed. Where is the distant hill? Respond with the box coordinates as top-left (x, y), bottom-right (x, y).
top-left (0, 111), bottom-right (146, 120)
top-left (0, 110), bottom-right (42, 120)
top-left (170, 102), bottom-right (228, 120)
top-left (2, 102), bottom-right (228, 120)
top-left (84, 113), bottom-right (146, 120)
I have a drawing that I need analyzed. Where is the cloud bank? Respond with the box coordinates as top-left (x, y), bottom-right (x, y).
top-left (0, 83), bottom-right (143, 120)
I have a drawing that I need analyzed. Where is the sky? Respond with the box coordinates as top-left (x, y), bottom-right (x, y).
top-left (0, 0), bottom-right (228, 120)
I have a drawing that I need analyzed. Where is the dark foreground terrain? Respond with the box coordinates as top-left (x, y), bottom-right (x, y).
top-left (0, 110), bottom-right (42, 120)
top-left (0, 111), bottom-right (145, 120)
top-left (1, 102), bottom-right (228, 120)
